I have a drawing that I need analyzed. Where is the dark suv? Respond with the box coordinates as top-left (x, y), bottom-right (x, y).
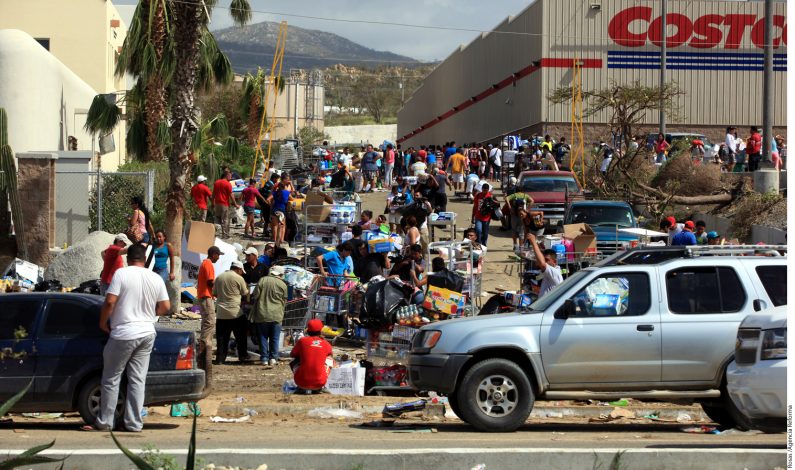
top-left (0, 293), bottom-right (204, 424)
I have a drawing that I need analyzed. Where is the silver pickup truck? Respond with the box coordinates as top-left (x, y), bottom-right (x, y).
top-left (408, 246), bottom-right (787, 432)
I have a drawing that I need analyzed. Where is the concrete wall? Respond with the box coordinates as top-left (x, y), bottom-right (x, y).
top-left (325, 125), bottom-right (397, 147)
top-left (54, 151), bottom-right (93, 247)
top-left (693, 212), bottom-right (786, 244)
top-left (0, 29), bottom-right (125, 170)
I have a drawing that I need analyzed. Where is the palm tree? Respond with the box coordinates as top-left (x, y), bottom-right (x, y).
top-left (240, 69), bottom-right (286, 147)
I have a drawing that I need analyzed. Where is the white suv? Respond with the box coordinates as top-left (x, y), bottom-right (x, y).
top-left (727, 306), bottom-right (787, 433)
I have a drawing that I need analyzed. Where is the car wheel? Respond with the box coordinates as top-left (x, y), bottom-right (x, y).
top-left (456, 358), bottom-right (534, 432)
top-left (77, 377), bottom-right (124, 426)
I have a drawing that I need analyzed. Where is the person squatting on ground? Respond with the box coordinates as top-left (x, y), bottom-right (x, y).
top-left (84, 244), bottom-right (170, 432)
top-left (290, 319), bottom-right (333, 394)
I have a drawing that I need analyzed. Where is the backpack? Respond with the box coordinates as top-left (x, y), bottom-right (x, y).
top-left (358, 278), bottom-right (411, 328)
top-left (479, 196), bottom-right (499, 216)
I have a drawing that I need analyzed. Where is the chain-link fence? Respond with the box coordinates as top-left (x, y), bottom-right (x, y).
top-left (55, 170), bottom-right (154, 247)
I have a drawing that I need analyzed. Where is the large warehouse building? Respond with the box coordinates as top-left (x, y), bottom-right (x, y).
top-left (397, 0), bottom-right (787, 147)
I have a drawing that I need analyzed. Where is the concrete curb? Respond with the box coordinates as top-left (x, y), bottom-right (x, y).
top-left (6, 447), bottom-right (785, 470)
top-left (217, 402), bottom-right (709, 422)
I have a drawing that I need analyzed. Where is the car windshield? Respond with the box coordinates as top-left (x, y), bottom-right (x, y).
top-left (520, 176), bottom-right (579, 193)
top-left (525, 270), bottom-right (588, 312)
top-left (566, 206), bottom-right (634, 228)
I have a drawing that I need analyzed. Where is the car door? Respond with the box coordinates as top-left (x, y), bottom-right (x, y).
top-left (0, 297), bottom-right (43, 402)
top-left (659, 264), bottom-right (756, 383)
top-left (540, 270), bottom-right (661, 385)
top-left (34, 298), bottom-right (105, 406)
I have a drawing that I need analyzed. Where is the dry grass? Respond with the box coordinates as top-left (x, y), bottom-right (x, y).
top-left (652, 155), bottom-right (723, 196)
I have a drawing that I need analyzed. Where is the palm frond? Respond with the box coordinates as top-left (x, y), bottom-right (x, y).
top-left (85, 95), bottom-right (121, 134)
top-left (0, 440), bottom-right (65, 470)
top-left (0, 380), bottom-right (31, 417)
top-left (229, 0), bottom-right (252, 26)
top-left (224, 137), bottom-right (240, 160)
top-left (208, 114), bottom-right (229, 139)
top-left (126, 113), bottom-right (148, 160)
top-left (191, 126), bottom-right (205, 153)
top-left (156, 120), bottom-right (172, 148)
top-left (211, 51), bottom-right (233, 87)
top-left (110, 432), bottom-right (157, 470)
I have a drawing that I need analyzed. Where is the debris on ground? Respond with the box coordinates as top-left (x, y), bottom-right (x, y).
top-left (382, 399), bottom-right (427, 418)
top-left (681, 425), bottom-right (718, 434)
top-left (609, 407), bottom-right (636, 420)
top-left (675, 412), bottom-right (693, 423)
top-left (210, 415), bottom-right (251, 423)
top-left (307, 407), bottom-right (363, 419)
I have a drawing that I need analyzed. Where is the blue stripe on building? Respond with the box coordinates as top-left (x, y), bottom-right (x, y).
top-left (607, 50), bottom-right (787, 71)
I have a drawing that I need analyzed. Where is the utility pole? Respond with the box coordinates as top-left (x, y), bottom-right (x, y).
top-left (762, 0), bottom-right (773, 162)
top-left (659, 0), bottom-right (667, 135)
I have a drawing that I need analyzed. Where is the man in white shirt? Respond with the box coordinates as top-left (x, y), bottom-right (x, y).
top-left (85, 244), bottom-right (170, 432)
top-left (488, 144), bottom-right (502, 180)
top-left (527, 233), bottom-right (563, 297)
top-left (725, 127), bottom-right (737, 155)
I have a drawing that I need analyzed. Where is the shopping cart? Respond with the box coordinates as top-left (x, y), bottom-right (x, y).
top-left (365, 326), bottom-right (416, 365)
top-left (308, 274), bottom-right (359, 342)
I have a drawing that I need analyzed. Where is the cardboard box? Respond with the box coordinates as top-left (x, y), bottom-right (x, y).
top-left (186, 221), bottom-right (216, 254)
top-left (422, 286), bottom-right (466, 315)
top-left (305, 191), bottom-right (332, 222)
top-left (563, 223), bottom-right (597, 255)
top-left (368, 238), bottom-right (396, 253)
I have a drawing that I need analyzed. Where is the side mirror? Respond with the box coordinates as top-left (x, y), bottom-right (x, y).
top-left (554, 299), bottom-right (576, 320)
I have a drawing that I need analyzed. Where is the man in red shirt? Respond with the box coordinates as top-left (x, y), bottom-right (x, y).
top-left (471, 182), bottom-right (493, 246)
top-left (212, 170), bottom-right (240, 238)
top-left (190, 175), bottom-right (212, 222)
top-left (291, 319), bottom-right (333, 393)
top-left (99, 233), bottom-right (131, 296)
top-left (197, 245), bottom-right (222, 390)
top-left (746, 126), bottom-right (763, 172)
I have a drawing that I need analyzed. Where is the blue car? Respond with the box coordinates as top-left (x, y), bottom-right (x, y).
top-left (564, 200), bottom-right (639, 253)
top-left (0, 293), bottom-right (205, 424)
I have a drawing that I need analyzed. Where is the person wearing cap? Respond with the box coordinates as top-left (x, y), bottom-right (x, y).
top-left (213, 261), bottom-right (250, 364)
top-left (100, 234), bottom-right (132, 296)
top-left (290, 319), bottom-right (333, 393)
top-left (504, 176), bottom-right (519, 196)
top-left (505, 190), bottom-right (534, 250)
top-left (197, 246), bottom-right (222, 389)
top-left (242, 246), bottom-right (267, 284)
top-left (706, 231), bottom-right (721, 246)
top-left (660, 216), bottom-right (684, 246)
top-left (190, 175), bottom-right (213, 222)
top-left (672, 221), bottom-right (698, 246)
top-left (251, 263), bottom-right (289, 366)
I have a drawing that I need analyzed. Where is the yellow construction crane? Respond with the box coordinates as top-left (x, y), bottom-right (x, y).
top-left (570, 58), bottom-right (585, 188)
top-left (251, 21), bottom-right (288, 179)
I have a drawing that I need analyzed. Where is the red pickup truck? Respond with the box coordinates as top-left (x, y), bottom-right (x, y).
top-left (513, 170), bottom-right (583, 231)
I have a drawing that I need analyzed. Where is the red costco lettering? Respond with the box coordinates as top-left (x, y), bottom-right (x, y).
top-left (607, 7), bottom-right (787, 49)
top-left (607, 6), bottom-right (652, 47)
top-left (690, 15), bottom-right (724, 49)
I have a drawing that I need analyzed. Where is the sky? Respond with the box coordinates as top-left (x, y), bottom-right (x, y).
top-left (114, 0), bottom-right (533, 62)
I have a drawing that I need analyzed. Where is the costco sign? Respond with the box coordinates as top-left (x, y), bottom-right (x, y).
top-left (608, 6), bottom-right (787, 49)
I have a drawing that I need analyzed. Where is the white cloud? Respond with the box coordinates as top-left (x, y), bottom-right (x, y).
top-left (113, 0), bottom-right (530, 62)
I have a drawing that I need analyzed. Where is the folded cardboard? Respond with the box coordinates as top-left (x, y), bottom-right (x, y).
top-left (186, 221), bottom-right (216, 254)
top-left (562, 223), bottom-right (597, 255)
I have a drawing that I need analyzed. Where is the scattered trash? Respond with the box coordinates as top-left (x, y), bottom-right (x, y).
top-left (546, 411), bottom-right (564, 419)
top-left (234, 396), bottom-right (247, 403)
top-left (681, 426), bottom-right (718, 434)
top-left (471, 465), bottom-right (486, 470)
top-left (608, 399), bottom-right (629, 407)
top-left (382, 400), bottom-right (427, 418)
top-left (210, 415), bottom-right (251, 423)
top-left (21, 413), bottom-right (63, 419)
top-left (718, 428), bottom-right (763, 436)
top-left (388, 428), bottom-right (437, 433)
top-left (140, 408), bottom-right (148, 418)
top-left (282, 380), bottom-right (298, 394)
top-left (170, 403), bottom-right (201, 417)
top-left (642, 413), bottom-right (660, 420)
top-left (609, 407), bottom-right (636, 420)
top-left (242, 408), bottom-right (259, 417)
top-left (675, 413), bottom-right (693, 423)
top-left (307, 408), bottom-right (364, 419)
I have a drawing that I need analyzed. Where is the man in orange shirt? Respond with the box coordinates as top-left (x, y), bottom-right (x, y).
top-left (446, 148), bottom-right (468, 192)
top-left (190, 175), bottom-right (212, 222)
top-left (197, 245), bottom-right (222, 390)
top-left (212, 170), bottom-right (240, 238)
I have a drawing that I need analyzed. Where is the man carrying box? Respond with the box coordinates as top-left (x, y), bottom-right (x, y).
top-left (527, 233), bottom-right (562, 297)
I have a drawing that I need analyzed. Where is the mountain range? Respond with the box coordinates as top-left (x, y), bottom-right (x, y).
top-left (214, 21), bottom-right (421, 72)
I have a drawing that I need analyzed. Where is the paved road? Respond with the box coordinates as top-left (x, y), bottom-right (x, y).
top-left (0, 415), bottom-right (785, 469)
